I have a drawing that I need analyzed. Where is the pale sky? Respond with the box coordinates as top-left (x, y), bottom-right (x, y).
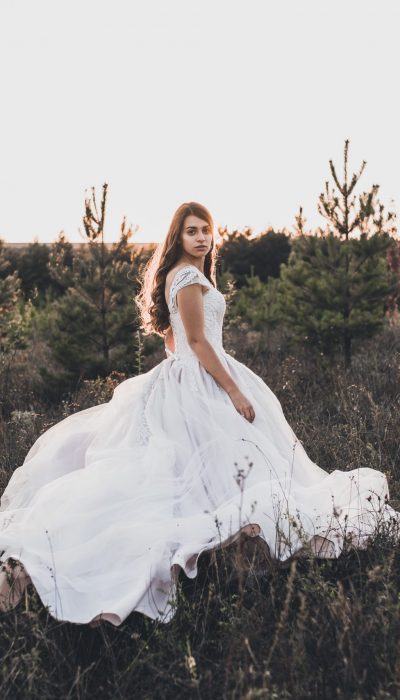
top-left (0, 0), bottom-right (399, 244)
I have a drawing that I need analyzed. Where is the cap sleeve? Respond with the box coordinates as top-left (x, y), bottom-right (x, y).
top-left (169, 265), bottom-right (211, 314)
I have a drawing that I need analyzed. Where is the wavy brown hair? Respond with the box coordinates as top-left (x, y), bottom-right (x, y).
top-left (135, 202), bottom-right (218, 337)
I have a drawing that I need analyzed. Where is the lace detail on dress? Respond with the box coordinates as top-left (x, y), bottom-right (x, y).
top-left (169, 266), bottom-right (210, 314)
top-left (168, 265), bottom-right (226, 361)
top-left (134, 371), bottom-right (159, 445)
top-left (166, 265), bottom-right (228, 394)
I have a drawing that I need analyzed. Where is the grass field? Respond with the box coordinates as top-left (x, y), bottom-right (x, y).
top-left (1, 326), bottom-right (400, 699)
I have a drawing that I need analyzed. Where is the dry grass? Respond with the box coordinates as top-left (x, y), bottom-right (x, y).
top-left (1, 326), bottom-right (400, 699)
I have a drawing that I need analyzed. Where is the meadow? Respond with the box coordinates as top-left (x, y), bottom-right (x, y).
top-left (1, 162), bottom-right (400, 697)
top-left (1, 321), bottom-right (400, 700)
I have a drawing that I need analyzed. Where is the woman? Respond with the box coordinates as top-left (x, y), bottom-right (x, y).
top-left (0, 201), bottom-right (399, 626)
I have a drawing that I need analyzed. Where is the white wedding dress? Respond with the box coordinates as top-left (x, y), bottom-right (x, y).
top-left (0, 264), bottom-right (399, 626)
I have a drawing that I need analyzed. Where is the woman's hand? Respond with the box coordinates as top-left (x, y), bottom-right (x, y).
top-left (227, 387), bottom-right (255, 423)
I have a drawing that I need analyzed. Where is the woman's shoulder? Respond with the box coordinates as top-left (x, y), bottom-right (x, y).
top-left (167, 263), bottom-right (202, 280)
top-left (166, 264), bottom-right (210, 289)
top-left (165, 265), bottom-right (211, 309)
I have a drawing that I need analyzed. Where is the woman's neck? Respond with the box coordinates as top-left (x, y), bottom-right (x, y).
top-left (176, 256), bottom-right (204, 274)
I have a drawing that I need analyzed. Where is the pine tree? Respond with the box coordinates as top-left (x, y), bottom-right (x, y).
top-left (41, 183), bottom-right (142, 387)
top-left (292, 206), bottom-right (312, 237)
top-left (230, 274), bottom-right (281, 328)
top-left (385, 239), bottom-right (400, 326)
top-left (3, 238), bottom-right (71, 305)
top-left (228, 273), bottom-right (281, 355)
top-left (47, 231), bottom-right (74, 285)
top-left (0, 239), bottom-right (23, 353)
top-left (278, 140), bottom-right (398, 368)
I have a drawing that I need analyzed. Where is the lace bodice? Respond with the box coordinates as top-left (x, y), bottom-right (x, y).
top-left (134, 265), bottom-right (227, 444)
top-left (167, 265), bottom-right (227, 362)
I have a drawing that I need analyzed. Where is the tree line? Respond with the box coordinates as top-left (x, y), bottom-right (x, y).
top-left (0, 140), bottom-right (399, 412)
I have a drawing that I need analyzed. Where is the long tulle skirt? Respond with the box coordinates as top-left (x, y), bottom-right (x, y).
top-left (0, 351), bottom-right (398, 626)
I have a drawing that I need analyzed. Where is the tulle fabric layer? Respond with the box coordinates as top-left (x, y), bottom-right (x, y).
top-left (0, 350), bottom-right (399, 626)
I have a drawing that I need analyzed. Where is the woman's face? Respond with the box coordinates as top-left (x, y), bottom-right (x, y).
top-left (179, 215), bottom-right (213, 260)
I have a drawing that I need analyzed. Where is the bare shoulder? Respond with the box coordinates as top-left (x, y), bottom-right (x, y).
top-left (165, 263), bottom-right (193, 285)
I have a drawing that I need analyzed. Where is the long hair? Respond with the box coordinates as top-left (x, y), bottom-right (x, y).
top-left (135, 201), bottom-right (218, 337)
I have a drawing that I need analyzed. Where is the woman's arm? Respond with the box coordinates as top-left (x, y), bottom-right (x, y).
top-left (176, 283), bottom-right (255, 422)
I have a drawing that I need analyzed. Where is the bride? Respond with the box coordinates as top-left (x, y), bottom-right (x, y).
top-left (0, 201), bottom-right (399, 627)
